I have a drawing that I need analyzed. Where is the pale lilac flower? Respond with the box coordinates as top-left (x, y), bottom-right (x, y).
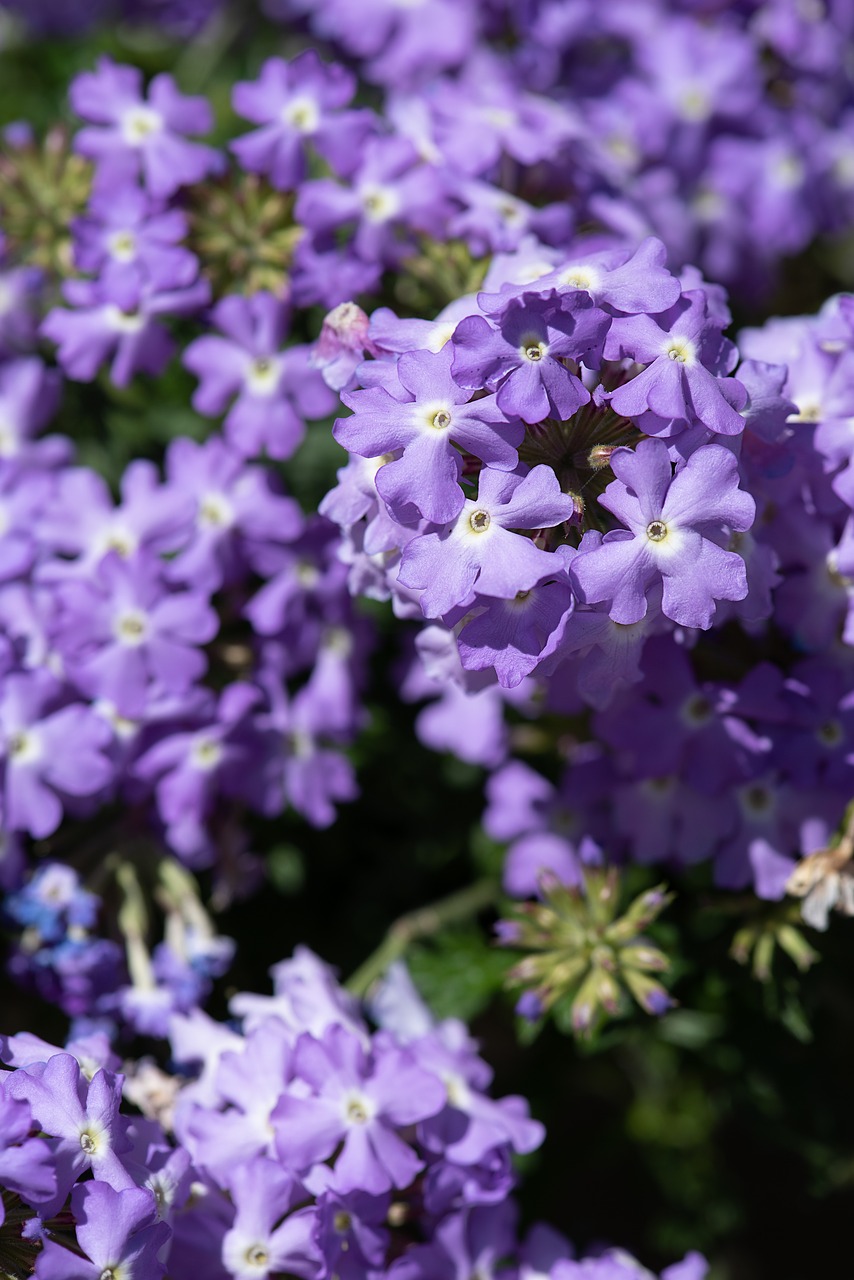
top-left (43, 273), bottom-right (210, 387)
top-left (183, 292), bottom-right (336, 460)
top-left (398, 465), bottom-right (574, 618)
top-left (36, 1182), bottom-right (168, 1280)
top-left (232, 52), bottom-right (375, 187)
top-left (71, 58), bottom-right (221, 197)
top-left (336, 344), bottom-right (524, 524)
top-left (571, 439), bottom-right (755, 628)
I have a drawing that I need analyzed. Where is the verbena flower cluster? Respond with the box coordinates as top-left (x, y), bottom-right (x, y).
top-left (0, 948), bottom-right (707, 1280)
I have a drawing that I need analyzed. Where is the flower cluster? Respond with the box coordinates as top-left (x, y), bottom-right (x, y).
top-left (324, 236), bottom-right (753, 649)
top-left (250, 0), bottom-right (854, 299)
top-left (0, 63), bottom-right (375, 1031)
top-left (0, 949), bottom-right (706, 1280)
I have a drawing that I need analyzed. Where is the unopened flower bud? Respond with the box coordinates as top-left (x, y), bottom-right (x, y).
top-left (312, 301), bottom-right (377, 392)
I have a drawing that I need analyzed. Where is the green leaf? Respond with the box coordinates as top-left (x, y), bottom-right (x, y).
top-left (408, 925), bottom-right (507, 1022)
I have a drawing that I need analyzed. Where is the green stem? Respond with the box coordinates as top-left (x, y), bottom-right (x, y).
top-left (345, 877), bottom-right (500, 999)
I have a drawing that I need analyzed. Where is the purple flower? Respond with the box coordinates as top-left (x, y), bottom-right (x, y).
top-left (315, 1189), bottom-right (388, 1280)
top-left (336, 344), bottom-right (524, 524)
top-left (0, 671), bottom-right (114, 839)
top-left (71, 57), bottom-right (221, 197)
top-left (180, 1020), bottom-right (296, 1177)
top-left (0, 266), bottom-right (44, 357)
top-left (221, 1160), bottom-right (321, 1280)
top-left (427, 51), bottom-right (576, 175)
top-left (132, 684), bottom-right (266, 861)
top-left (606, 290), bottom-right (747, 436)
top-left (43, 273), bottom-right (210, 387)
top-left (0, 1082), bottom-right (56, 1218)
top-left (311, 302), bottom-right (377, 393)
top-left (481, 237), bottom-right (682, 318)
top-left (38, 459), bottom-right (193, 575)
top-left (55, 550), bottom-right (218, 717)
top-left (36, 1182), bottom-right (168, 1280)
top-left (72, 184), bottom-right (198, 291)
top-left (232, 52), bottom-right (375, 188)
top-left (295, 137), bottom-right (450, 266)
top-left (0, 358), bottom-right (62, 462)
top-left (398, 465), bottom-right (574, 618)
top-left (300, 0), bottom-right (478, 86)
top-left (412, 1035), bottom-right (544, 1166)
top-left (183, 293), bottom-right (336, 460)
top-left (255, 670), bottom-right (358, 829)
top-left (571, 439), bottom-right (755, 628)
top-left (452, 293), bottom-right (608, 424)
top-left (164, 436), bottom-right (303, 593)
top-left (457, 572), bottom-right (574, 688)
top-left (5, 1054), bottom-right (134, 1216)
top-left (272, 1024), bottom-right (446, 1194)
top-left (389, 1205), bottom-right (516, 1280)
top-left (0, 459), bottom-right (54, 582)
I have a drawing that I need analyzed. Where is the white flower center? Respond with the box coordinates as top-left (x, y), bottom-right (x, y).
top-left (198, 492), bottom-right (234, 530)
top-left (297, 561), bottom-right (320, 587)
top-left (426, 404), bottom-right (452, 431)
top-left (0, 413), bottom-right (17, 456)
top-left (245, 356), bottom-right (280, 396)
top-left (342, 1091), bottom-right (375, 1126)
top-left (833, 150), bottom-right (854, 187)
top-left (662, 337), bottom-right (696, 365)
top-left (191, 737), bottom-right (223, 771)
top-left (121, 106), bottom-right (163, 146)
top-left (442, 1071), bottom-right (471, 1110)
top-left (522, 340), bottom-right (547, 362)
top-left (79, 1124), bottom-right (106, 1156)
top-left (680, 693), bottom-right (713, 727)
top-left (105, 306), bottom-right (146, 335)
top-left (481, 107), bottom-right (516, 130)
top-left (644, 519), bottom-right (687, 560)
top-left (94, 700), bottom-right (139, 740)
top-left (108, 230), bottom-right (137, 262)
top-left (774, 154), bottom-right (804, 189)
top-left (692, 189), bottom-right (725, 223)
top-left (7, 728), bottom-right (41, 765)
top-left (425, 322), bottom-right (457, 353)
top-left (95, 524), bottom-right (138, 558)
top-left (113, 608), bottom-right (150, 646)
top-left (360, 184), bottom-right (400, 224)
top-left (606, 135), bottom-right (639, 167)
top-left (282, 95), bottom-right (320, 133)
top-left (509, 589), bottom-right (532, 609)
top-left (558, 264), bottom-right (602, 293)
top-left (787, 398), bottom-right (823, 424)
top-left (679, 87), bottom-right (710, 122)
top-left (324, 625), bottom-right (353, 657)
top-left (468, 509), bottom-right (491, 534)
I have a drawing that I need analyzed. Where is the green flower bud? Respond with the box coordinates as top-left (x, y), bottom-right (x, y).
top-left (499, 866), bottom-right (675, 1039)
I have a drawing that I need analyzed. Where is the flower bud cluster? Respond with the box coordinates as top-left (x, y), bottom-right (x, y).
top-left (500, 869), bottom-right (675, 1036)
